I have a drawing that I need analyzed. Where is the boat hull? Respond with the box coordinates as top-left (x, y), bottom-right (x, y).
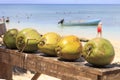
top-left (62, 19), bottom-right (101, 26)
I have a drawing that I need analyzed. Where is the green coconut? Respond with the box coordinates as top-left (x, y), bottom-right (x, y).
top-left (55, 35), bottom-right (82, 60)
top-left (38, 32), bottom-right (61, 56)
top-left (16, 28), bottom-right (41, 52)
top-left (82, 37), bottom-right (115, 66)
top-left (3, 28), bottom-right (18, 49)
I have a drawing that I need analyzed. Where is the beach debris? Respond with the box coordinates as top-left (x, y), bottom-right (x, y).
top-left (3, 28), bottom-right (18, 49)
top-left (55, 35), bottom-right (82, 61)
top-left (38, 32), bottom-right (61, 56)
top-left (16, 28), bottom-right (41, 52)
top-left (79, 38), bottom-right (89, 42)
top-left (82, 37), bottom-right (115, 67)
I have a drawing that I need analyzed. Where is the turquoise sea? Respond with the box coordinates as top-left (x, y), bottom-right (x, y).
top-left (0, 4), bottom-right (120, 40)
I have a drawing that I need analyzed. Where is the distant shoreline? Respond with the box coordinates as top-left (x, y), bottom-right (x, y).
top-left (0, 3), bottom-right (120, 5)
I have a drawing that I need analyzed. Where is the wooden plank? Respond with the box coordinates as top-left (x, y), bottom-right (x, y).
top-left (98, 70), bottom-right (120, 80)
top-left (0, 62), bottom-right (12, 80)
top-left (0, 48), bottom-right (12, 80)
top-left (35, 56), bottom-right (98, 80)
top-left (1, 47), bottom-right (120, 80)
top-left (31, 73), bottom-right (41, 80)
top-left (0, 47), bottom-right (98, 80)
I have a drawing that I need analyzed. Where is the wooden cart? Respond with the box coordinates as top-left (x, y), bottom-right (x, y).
top-left (0, 46), bottom-right (120, 80)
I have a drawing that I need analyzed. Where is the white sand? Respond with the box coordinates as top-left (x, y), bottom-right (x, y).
top-left (13, 71), bottom-right (61, 80)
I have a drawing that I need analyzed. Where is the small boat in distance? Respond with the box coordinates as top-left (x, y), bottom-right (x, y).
top-left (58, 19), bottom-right (101, 26)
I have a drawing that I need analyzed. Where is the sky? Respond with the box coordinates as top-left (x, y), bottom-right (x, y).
top-left (0, 0), bottom-right (120, 4)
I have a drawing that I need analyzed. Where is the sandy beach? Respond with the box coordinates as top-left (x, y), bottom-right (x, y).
top-left (111, 40), bottom-right (120, 63)
top-left (12, 39), bottom-right (120, 80)
top-left (13, 71), bottom-right (61, 80)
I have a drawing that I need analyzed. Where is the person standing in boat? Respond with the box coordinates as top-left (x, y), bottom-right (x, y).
top-left (5, 17), bottom-right (10, 31)
top-left (6, 17), bottom-right (10, 23)
top-left (97, 22), bottom-right (102, 37)
top-left (58, 19), bottom-right (64, 25)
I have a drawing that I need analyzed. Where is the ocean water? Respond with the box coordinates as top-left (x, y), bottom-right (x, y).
top-left (0, 4), bottom-right (120, 40)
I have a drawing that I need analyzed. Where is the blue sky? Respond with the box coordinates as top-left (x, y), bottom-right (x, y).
top-left (0, 0), bottom-right (120, 4)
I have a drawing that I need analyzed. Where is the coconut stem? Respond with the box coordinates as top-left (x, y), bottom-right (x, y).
top-left (86, 45), bottom-right (92, 58)
top-left (17, 36), bottom-right (25, 52)
top-left (39, 41), bottom-right (45, 46)
top-left (20, 39), bottom-right (39, 52)
top-left (55, 46), bottom-right (62, 56)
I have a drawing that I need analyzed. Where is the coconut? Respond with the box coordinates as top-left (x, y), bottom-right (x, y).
top-left (16, 28), bottom-right (41, 52)
top-left (82, 37), bottom-right (115, 66)
top-left (38, 32), bottom-right (61, 56)
top-left (3, 28), bottom-right (18, 49)
top-left (55, 35), bottom-right (82, 61)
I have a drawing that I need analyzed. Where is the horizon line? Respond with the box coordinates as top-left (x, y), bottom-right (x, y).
top-left (0, 3), bottom-right (120, 5)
